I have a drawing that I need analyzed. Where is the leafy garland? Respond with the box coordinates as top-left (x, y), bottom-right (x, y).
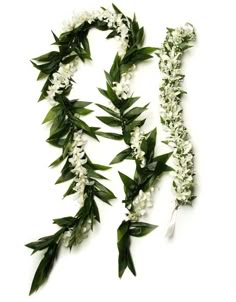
top-left (156, 24), bottom-right (196, 237)
top-left (94, 17), bottom-right (174, 278)
top-left (26, 4), bottom-right (168, 294)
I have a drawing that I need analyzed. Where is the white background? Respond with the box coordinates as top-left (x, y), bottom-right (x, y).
top-left (0, 0), bottom-right (236, 301)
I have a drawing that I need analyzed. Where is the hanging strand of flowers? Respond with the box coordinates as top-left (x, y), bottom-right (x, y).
top-left (26, 4), bottom-right (164, 294)
top-left (95, 10), bottom-right (174, 277)
top-left (156, 24), bottom-right (196, 237)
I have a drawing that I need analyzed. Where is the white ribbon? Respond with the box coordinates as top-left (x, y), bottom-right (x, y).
top-left (165, 205), bottom-right (178, 238)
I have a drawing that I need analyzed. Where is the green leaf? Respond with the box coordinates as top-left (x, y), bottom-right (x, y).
top-left (53, 217), bottom-right (75, 227)
top-left (96, 103), bottom-right (120, 118)
top-left (153, 152), bottom-right (172, 164)
top-left (62, 55), bottom-right (77, 64)
top-left (97, 116), bottom-right (121, 127)
top-left (71, 117), bottom-right (98, 140)
top-left (106, 30), bottom-right (117, 40)
top-left (47, 138), bottom-right (65, 148)
top-left (87, 169), bottom-right (107, 180)
top-left (63, 181), bottom-right (76, 198)
top-left (117, 221), bottom-right (136, 278)
top-left (110, 148), bottom-right (132, 164)
top-left (109, 54), bottom-right (121, 82)
top-left (33, 51), bottom-right (60, 62)
top-left (29, 243), bottom-right (59, 295)
top-left (94, 191), bottom-right (111, 205)
top-left (92, 201), bottom-right (100, 223)
top-left (71, 100), bottom-right (92, 108)
top-left (73, 108), bottom-right (93, 116)
top-left (129, 222), bottom-right (158, 237)
top-left (145, 128), bottom-right (157, 163)
top-left (119, 172), bottom-right (138, 200)
top-left (37, 71), bottom-right (48, 80)
top-left (55, 165), bottom-right (74, 184)
top-left (94, 180), bottom-right (116, 200)
top-left (117, 220), bottom-right (129, 241)
top-left (97, 131), bottom-right (123, 140)
top-left (26, 235), bottom-right (55, 252)
top-left (49, 155), bottom-right (64, 167)
top-left (81, 36), bottom-right (91, 56)
top-left (124, 104), bottom-right (149, 123)
top-left (120, 97), bottom-right (140, 114)
top-left (112, 3), bottom-right (124, 15)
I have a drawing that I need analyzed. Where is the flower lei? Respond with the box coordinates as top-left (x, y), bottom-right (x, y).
top-left (26, 5), bottom-right (173, 294)
top-left (27, 4), bottom-right (197, 294)
top-left (156, 24), bottom-right (196, 237)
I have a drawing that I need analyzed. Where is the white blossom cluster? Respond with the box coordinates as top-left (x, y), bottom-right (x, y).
top-left (127, 188), bottom-right (154, 222)
top-left (62, 8), bottom-right (130, 57)
top-left (130, 127), bottom-right (146, 167)
top-left (47, 58), bottom-right (79, 103)
top-left (112, 65), bottom-right (136, 99)
top-left (62, 219), bottom-right (92, 247)
top-left (69, 130), bottom-right (90, 205)
top-left (158, 23), bottom-right (196, 206)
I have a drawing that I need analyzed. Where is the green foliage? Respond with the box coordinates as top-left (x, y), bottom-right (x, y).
top-left (110, 148), bottom-right (132, 164)
top-left (117, 221), bottom-right (136, 278)
top-left (29, 243), bottom-right (59, 295)
top-left (129, 222), bottom-right (157, 237)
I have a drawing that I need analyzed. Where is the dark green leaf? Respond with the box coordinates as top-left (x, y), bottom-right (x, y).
top-left (92, 201), bottom-right (100, 223)
top-left (129, 222), bottom-right (157, 237)
top-left (110, 148), bottom-right (132, 164)
top-left (63, 181), bottom-right (76, 198)
top-left (94, 180), bottom-right (116, 199)
top-left (109, 54), bottom-right (121, 82)
top-left (96, 103), bottom-right (120, 118)
top-left (97, 116), bottom-right (121, 127)
top-left (71, 100), bottom-right (92, 108)
top-left (53, 217), bottom-right (75, 227)
top-left (153, 152), bottom-right (172, 164)
top-left (29, 243), bottom-right (59, 295)
top-left (145, 128), bottom-right (157, 163)
top-left (120, 97), bottom-right (140, 113)
top-left (117, 220), bottom-right (129, 241)
top-left (49, 155), bottom-right (64, 167)
top-left (119, 172), bottom-right (138, 200)
top-left (124, 104), bottom-right (149, 123)
top-left (97, 131), bottom-right (123, 140)
top-left (87, 169), bottom-right (107, 180)
top-left (33, 51), bottom-right (60, 62)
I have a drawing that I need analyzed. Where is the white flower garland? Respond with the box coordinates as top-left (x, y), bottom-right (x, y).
top-left (62, 9), bottom-right (129, 57)
top-left (53, 8), bottom-right (131, 246)
top-left (157, 23), bottom-right (196, 237)
top-left (127, 187), bottom-right (155, 222)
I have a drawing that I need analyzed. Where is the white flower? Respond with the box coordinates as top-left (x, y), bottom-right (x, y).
top-left (62, 219), bottom-right (92, 247)
top-left (128, 188), bottom-right (154, 221)
top-left (69, 130), bottom-right (90, 206)
top-left (46, 59), bottom-right (79, 102)
top-left (130, 127), bottom-right (146, 167)
top-left (112, 66), bottom-right (135, 99)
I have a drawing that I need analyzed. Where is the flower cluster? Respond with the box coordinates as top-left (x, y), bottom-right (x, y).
top-left (127, 188), bottom-right (154, 222)
top-left (69, 130), bottom-right (90, 205)
top-left (158, 23), bottom-right (196, 206)
top-left (62, 219), bottom-right (92, 247)
top-left (113, 65), bottom-right (136, 99)
top-left (47, 59), bottom-right (79, 103)
top-left (62, 8), bottom-right (129, 57)
top-left (130, 127), bottom-right (146, 167)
